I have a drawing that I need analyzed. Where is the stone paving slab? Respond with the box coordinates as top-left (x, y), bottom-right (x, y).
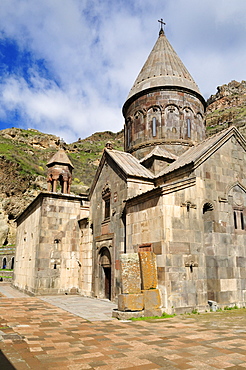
top-left (40, 295), bottom-right (117, 321)
top-left (0, 284), bottom-right (29, 298)
top-left (0, 286), bottom-right (245, 369)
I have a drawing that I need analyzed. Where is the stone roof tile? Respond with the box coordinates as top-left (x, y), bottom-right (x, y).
top-left (105, 149), bottom-right (154, 179)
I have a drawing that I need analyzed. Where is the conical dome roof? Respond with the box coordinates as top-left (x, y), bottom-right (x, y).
top-left (126, 29), bottom-right (201, 101)
top-left (47, 148), bottom-right (74, 168)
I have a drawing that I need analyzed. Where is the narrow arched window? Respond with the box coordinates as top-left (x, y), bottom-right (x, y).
top-left (241, 211), bottom-right (245, 230)
top-left (234, 211), bottom-right (238, 229)
top-left (203, 202), bottom-right (213, 214)
top-left (127, 125), bottom-right (131, 147)
top-left (234, 209), bottom-right (244, 230)
top-left (2, 257), bottom-right (6, 269)
top-left (152, 117), bottom-right (156, 137)
top-left (187, 118), bottom-right (191, 138)
top-left (104, 197), bottom-right (110, 219)
top-left (11, 257), bottom-right (14, 270)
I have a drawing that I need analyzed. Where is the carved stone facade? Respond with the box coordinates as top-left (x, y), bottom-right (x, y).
top-left (13, 28), bottom-right (246, 313)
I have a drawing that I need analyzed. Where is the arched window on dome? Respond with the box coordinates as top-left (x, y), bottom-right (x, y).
top-left (125, 117), bottom-right (132, 149)
top-left (152, 117), bottom-right (156, 137)
top-left (183, 108), bottom-right (194, 140)
top-left (147, 106), bottom-right (161, 138)
top-left (134, 111), bottom-right (144, 140)
top-left (127, 125), bottom-right (131, 148)
top-left (196, 112), bottom-right (204, 141)
top-left (164, 105), bottom-right (179, 139)
top-left (187, 118), bottom-right (191, 138)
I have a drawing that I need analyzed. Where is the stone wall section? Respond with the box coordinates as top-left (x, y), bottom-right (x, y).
top-left (13, 193), bottom-right (89, 295)
top-left (37, 197), bottom-right (81, 294)
top-left (14, 198), bottom-right (42, 293)
top-left (126, 136), bottom-right (246, 312)
top-left (90, 154), bottom-right (154, 300)
top-left (78, 213), bottom-right (93, 296)
top-left (90, 158), bottom-right (127, 300)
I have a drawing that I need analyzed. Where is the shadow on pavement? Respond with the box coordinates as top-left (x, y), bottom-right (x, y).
top-left (0, 350), bottom-right (16, 369)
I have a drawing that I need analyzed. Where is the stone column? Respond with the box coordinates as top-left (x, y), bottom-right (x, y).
top-left (63, 181), bottom-right (67, 194)
top-left (47, 182), bottom-right (51, 192)
top-left (53, 179), bottom-right (57, 193)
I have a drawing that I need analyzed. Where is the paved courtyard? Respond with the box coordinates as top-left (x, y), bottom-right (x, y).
top-left (0, 285), bottom-right (246, 369)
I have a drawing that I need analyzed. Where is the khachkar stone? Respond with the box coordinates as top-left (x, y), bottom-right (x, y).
top-left (139, 251), bottom-right (163, 316)
top-left (116, 253), bottom-right (144, 314)
top-left (139, 251), bottom-right (158, 290)
top-left (120, 253), bottom-right (141, 294)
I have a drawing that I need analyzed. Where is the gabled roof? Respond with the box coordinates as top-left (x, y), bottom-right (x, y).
top-left (140, 145), bottom-right (178, 163)
top-left (47, 148), bottom-right (74, 168)
top-left (90, 148), bottom-right (154, 196)
top-left (156, 126), bottom-right (246, 178)
top-left (126, 30), bottom-right (202, 102)
top-left (105, 149), bottom-right (154, 178)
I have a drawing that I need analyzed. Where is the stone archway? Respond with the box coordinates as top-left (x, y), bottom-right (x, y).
top-left (98, 247), bottom-right (112, 300)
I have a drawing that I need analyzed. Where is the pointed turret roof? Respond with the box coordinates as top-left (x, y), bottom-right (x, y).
top-left (126, 28), bottom-right (202, 102)
top-left (47, 148), bottom-right (74, 168)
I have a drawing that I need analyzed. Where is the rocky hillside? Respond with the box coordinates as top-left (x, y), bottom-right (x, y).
top-left (0, 128), bottom-right (123, 246)
top-left (206, 80), bottom-right (246, 137)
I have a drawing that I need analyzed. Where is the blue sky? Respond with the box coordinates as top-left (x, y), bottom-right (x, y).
top-left (0, 0), bottom-right (245, 143)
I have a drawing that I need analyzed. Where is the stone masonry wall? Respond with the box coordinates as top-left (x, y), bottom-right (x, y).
top-left (13, 198), bottom-right (42, 293)
top-left (90, 156), bottom-right (128, 300)
top-left (126, 135), bottom-right (246, 312)
top-left (36, 195), bottom-right (83, 294)
top-left (14, 193), bottom-right (86, 295)
top-left (90, 153), bottom-right (154, 300)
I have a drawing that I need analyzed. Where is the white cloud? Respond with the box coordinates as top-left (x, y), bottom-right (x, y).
top-left (0, 0), bottom-right (245, 142)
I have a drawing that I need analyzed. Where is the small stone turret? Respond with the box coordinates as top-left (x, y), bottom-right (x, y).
top-left (46, 148), bottom-right (74, 194)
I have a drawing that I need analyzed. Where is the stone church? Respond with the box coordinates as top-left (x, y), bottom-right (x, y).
top-left (13, 25), bottom-right (246, 314)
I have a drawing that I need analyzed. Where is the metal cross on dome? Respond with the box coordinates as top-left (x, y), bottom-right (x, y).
top-left (158, 18), bottom-right (166, 31)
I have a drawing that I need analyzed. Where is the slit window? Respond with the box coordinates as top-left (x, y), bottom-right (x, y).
top-left (104, 198), bottom-right (110, 219)
top-left (234, 209), bottom-right (245, 230)
top-left (187, 118), bottom-right (191, 138)
top-left (127, 126), bottom-right (131, 147)
top-left (234, 211), bottom-right (237, 229)
top-left (241, 211), bottom-right (245, 230)
top-left (152, 117), bottom-right (156, 137)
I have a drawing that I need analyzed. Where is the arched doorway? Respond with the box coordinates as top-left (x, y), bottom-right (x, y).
top-left (2, 257), bottom-right (7, 269)
top-left (98, 247), bottom-right (111, 300)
